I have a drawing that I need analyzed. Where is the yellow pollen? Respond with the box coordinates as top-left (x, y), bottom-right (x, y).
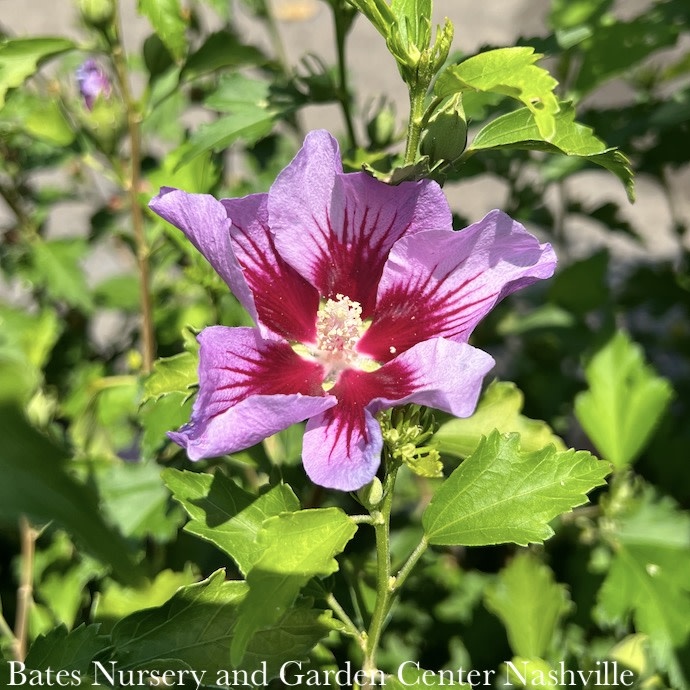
top-left (316, 293), bottom-right (364, 355)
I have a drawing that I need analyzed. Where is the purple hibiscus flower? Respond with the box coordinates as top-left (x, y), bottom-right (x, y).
top-left (149, 130), bottom-right (556, 491)
top-left (75, 58), bottom-right (111, 111)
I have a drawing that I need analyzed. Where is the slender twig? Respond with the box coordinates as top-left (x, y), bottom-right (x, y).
top-left (326, 593), bottom-right (364, 643)
top-left (331, 1), bottom-right (358, 149)
top-left (109, 1), bottom-right (155, 373)
top-left (391, 535), bottom-right (428, 594)
top-left (14, 516), bottom-right (37, 662)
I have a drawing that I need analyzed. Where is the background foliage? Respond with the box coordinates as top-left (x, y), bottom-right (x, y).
top-left (1, 0), bottom-right (689, 687)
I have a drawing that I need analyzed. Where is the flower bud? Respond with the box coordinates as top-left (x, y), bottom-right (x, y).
top-left (358, 477), bottom-right (384, 509)
top-left (366, 103), bottom-right (396, 149)
top-left (75, 59), bottom-right (112, 111)
top-left (79, 0), bottom-right (115, 28)
top-left (419, 92), bottom-right (468, 164)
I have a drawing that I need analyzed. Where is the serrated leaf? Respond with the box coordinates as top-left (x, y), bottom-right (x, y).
top-left (469, 103), bottom-right (635, 201)
top-left (436, 47), bottom-right (559, 140)
top-left (0, 37), bottom-right (75, 109)
top-left (596, 489), bottom-right (690, 688)
top-left (0, 404), bottom-right (142, 585)
top-left (485, 552), bottom-right (571, 658)
top-left (110, 570), bottom-right (330, 678)
top-left (231, 508), bottom-right (357, 665)
top-left (143, 351), bottom-right (198, 402)
top-left (422, 431), bottom-right (609, 546)
top-left (575, 331), bottom-right (673, 470)
top-left (138, 0), bottom-right (188, 62)
top-left (25, 624), bottom-right (108, 674)
top-left (435, 381), bottom-right (565, 459)
top-left (162, 468), bottom-right (300, 574)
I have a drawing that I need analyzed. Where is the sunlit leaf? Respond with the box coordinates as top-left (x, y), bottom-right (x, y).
top-left (434, 381), bottom-right (565, 460)
top-left (423, 431), bottom-right (609, 546)
top-left (469, 103), bottom-right (635, 201)
top-left (138, 0), bottom-right (188, 62)
top-left (436, 47), bottom-right (559, 140)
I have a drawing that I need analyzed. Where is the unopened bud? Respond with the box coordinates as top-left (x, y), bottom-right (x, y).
top-left (419, 92), bottom-right (467, 164)
top-left (358, 477), bottom-right (384, 509)
top-left (367, 104), bottom-right (396, 148)
top-left (79, 0), bottom-right (115, 28)
top-left (75, 59), bottom-right (112, 111)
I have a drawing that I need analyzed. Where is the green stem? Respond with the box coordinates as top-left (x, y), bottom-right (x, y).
top-left (110, 1), bottom-right (155, 373)
top-left (332, 2), bottom-right (358, 149)
top-left (326, 593), bottom-right (364, 643)
top-left (14, 517), bottom-right (37, 662)
top-left (392, 535), bottom-right (428, 593)
top-left (361, 459), bottom-right (399, 686)
top-left (403, 85), bottom-right (427, 166)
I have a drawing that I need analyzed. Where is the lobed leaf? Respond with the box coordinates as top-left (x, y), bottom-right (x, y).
top-left (575, 331), bottom-right (673, 470)
top-left (143, 351), bottom-right (198, 402)
top-left (469, 103), bottom-right (635, 201)
top-left (434, 380), bottom-right (565, 460)
top-left (484, 552), bottom-right (571, 658)
top-left (435, 47), bottom-right (560, 140)
top-left (162, 468), bottom-right (300, 575)
top-left (422, 431), bottom-right (609, 546)
top-left (0, 37), bottom-right (75, 109)
top-left (231, 508), bottom-right (357, 665)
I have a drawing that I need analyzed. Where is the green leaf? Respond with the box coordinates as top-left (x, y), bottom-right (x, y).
top-left (143, 351), bottom-right (198, 402)
top-left (434, 381), bottom-right (565, 459)
top-left (596, 489), bottom-right (690, 688)
top-left (436, 47), bottom-right (559, 140)
top-left (0, 37), bottom-right (75, 109)
top-left (0, 405), bottom-right (142, 585)
top-left (97, 460), bottom-right (180, 540)
top-left (162, 468), bottom-right (300, 574)
top-left (25, 624), bottom-right (108, 674)
top-left (138, 0), bottom-right (188, 62)
top-left (390, 0), bottom-right (431, 53)
top-left (484, 552), bottom-right (571, 658)
top-left (139, 392), bottom-right (192, 460)
top-left (422, 431), bottom-right (609, 546)
top-left (575, 331), bottom-right (673, 470)
top-left (0, 304), bottom-right (60, 370)
top-left (93, 274), bottom-right (140, 310)
top-left (94, 567), bottom-right (198, 629)
top-left (29, 239), bottom-right (93, 311)
top-left (231, 508), bottom-right (357, 665)
top-left (110, 570), bottom-right (330, 678)
top-left (176, 109), bottom-right (278, 167)
top-left (469, 103), bottom-right (635, 201)
top-left (181, 31), bottom-right (266, 81)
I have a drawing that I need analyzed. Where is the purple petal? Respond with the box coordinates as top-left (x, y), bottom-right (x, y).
top-left (169, 327), bottom-right (335, 460)
top-left (149, 188), bottom-right (258, 323)
top-left (302, 338), bottom-right (494, 491)
top-left (269, 130), bottom-right (453, 316)
top-left (221, 195), bottom-right (320, 343)
top-left (358, 210), bottom-right (557, 362)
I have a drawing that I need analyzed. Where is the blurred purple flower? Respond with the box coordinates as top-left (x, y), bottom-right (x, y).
top-left (75, 59), bottom-right (111, 110)
top-left (149, 130), bottom-right (557, 491)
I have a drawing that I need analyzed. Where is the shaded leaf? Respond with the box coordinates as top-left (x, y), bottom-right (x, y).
top-left (181, 31), bottom-right (266, 81)
top-left (423, 431), bottom-right (609, 546)
top-left (162, 468), bottom-right (300, 574)
top-left (575, 331), bottom-right (673, 470)
top-left (485, 552), bottom-right (571, 658)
